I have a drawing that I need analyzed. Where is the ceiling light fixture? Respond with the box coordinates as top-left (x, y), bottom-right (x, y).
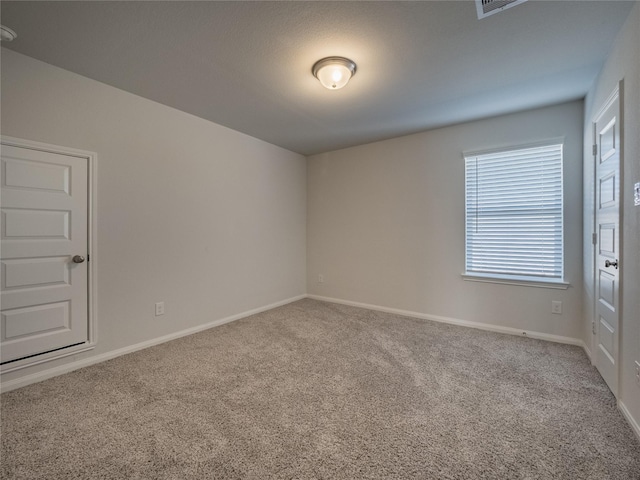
top-left (0, 25), bottom-right (17, 42)
top-left (312, 57), bottom-right (357, 90)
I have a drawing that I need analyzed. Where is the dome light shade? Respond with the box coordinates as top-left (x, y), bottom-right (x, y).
top-left (0, 25), bottom-right (17, 42)
top-left (312, 57), bottom-right (357, 90)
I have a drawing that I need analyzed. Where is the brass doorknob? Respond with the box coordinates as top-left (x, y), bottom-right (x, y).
top-left (72, 255), bottom-right (85, 264)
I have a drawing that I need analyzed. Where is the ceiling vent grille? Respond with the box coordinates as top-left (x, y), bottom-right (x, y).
top-left (476, 0), bottom-right (528, 19)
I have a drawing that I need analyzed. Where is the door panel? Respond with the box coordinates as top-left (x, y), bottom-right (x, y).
top-left (598, 317), bottom-right (614, 357)
top-left (2, 209), bottom-right (70, 239)
top-left (598, 173), bottom-right (616, 208)
top-left (598, 224), bottom-right (615, 255)
top-left (594, 90), bottom-right (620, 396)
top-left (1, 144), bottom-right (88, 364)
top-left (3, 301), bottom-right (70, 339)
top-left (2, 257), bottom-right (70, 289)
top-left (598, 270), bottom-right (615, 309)
top-left (3, 157), bottom-right (70, 193)
top-left (598, 118), bottom-right (616, 160)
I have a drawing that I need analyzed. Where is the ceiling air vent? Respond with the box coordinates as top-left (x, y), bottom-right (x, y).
top-left (476, 0), bottom-right (528, 19)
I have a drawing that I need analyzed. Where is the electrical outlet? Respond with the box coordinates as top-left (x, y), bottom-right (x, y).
top-left (635, 361), bottom-right (640, 387)
top-left (551, 301), bottom-right (562, 315)
top-left (318, 274), bottom-right (324, 283)
top-left (155, 302), bottom-right (165, 316)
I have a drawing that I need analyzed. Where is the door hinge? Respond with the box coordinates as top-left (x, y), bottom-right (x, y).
top-left (87, 255), bottom-right (90, 262)
top-left (592, 320), bottom-right (596, 335)
top-left (592, 233), bottom-right (598, 245)
top-left (592, 144), bottom-right (597, 156)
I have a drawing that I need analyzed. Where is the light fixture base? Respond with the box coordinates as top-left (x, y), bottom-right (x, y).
top-left (0, 25), bottom-right (17, 42)
top-left (312, 56), bottom-right (357, 90)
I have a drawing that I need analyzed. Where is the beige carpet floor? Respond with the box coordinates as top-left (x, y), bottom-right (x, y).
top-left (1, 298), bottom-right (639, 479)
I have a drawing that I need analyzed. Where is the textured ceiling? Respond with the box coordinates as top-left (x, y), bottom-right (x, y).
top-left (0, 1), bottom-right (635, 155)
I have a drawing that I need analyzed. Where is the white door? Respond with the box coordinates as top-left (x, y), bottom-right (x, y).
top-left (1, 143), bottom-right (89, 365)
top-left (593, 88), bottom-right (621, 396)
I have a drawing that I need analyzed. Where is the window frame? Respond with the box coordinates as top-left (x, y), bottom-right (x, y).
top-left (462, 139), bottom-right (569, 290)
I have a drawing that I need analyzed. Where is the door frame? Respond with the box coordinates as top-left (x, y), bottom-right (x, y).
top-left (591, 81), bottom-right (623, 396)
top-left (0, 136), bottom-right (98, 374)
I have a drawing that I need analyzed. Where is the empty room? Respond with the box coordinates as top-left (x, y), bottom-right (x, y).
top-left (1, 1), bottom-right (639, 478)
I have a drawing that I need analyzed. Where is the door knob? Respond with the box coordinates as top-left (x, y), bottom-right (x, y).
top-left (604, 259), bottom-right (618, 269)
top-left (72, 255), bottom-right (85, 264)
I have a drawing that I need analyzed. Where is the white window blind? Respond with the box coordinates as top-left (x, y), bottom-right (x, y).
top-left (465, 143), bottom-right (564, 280)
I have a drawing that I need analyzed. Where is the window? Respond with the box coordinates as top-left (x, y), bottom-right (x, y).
top-left (464, 143), bottom-right (564, 286)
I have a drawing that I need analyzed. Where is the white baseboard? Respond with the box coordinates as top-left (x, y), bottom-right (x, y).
top-left (582, 342), bottom-right (593, 363)
top-left (307, 294), bottom-right (584, 347)
top-left (619, 401), bottom-right (640, 442)
top-left (0, 294), bottom-right (307, 393)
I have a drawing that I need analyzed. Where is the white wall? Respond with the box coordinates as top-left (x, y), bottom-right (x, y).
top-left (0, 49), bottom-right (306, 386)
top-left (308, 100), bottom-right (584, 341)
top-left (583, 2), bottom-right (640, 435)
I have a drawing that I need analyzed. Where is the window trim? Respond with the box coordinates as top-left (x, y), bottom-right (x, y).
top-left (463, 138), bottom-right (566, 286)
top-left (462, 138), bottom-right (565, 161)
top-left (461, 272), bottom-right (570, 289)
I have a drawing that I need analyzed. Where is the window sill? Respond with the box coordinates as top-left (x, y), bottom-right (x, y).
top-left (461, 273), bottom-right (570, 290)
